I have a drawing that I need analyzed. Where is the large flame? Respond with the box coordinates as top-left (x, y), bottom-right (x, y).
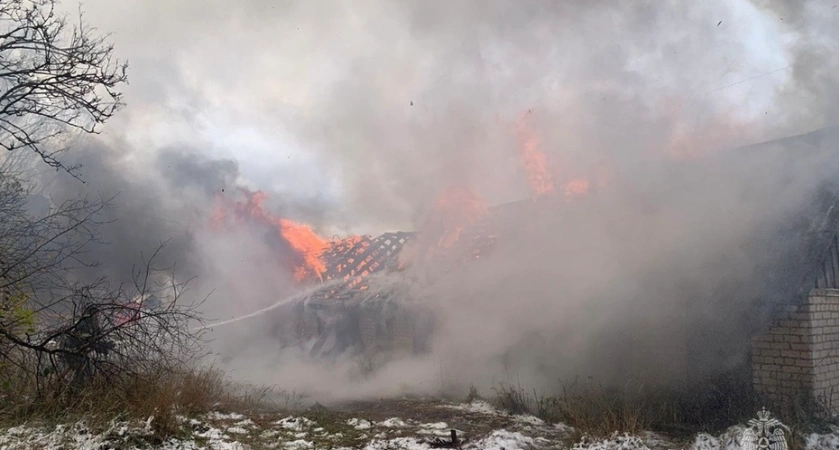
top-left (211, 188), bottom-right (352, 283)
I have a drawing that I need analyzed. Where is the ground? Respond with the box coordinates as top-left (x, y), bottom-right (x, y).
top-left (0, 399), bottom-right (837, 450)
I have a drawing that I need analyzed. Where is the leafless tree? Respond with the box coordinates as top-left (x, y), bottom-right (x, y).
top-left (0, 0), bottom-right (128, 174)
top-left (0, 169), bottom-right (206, 405)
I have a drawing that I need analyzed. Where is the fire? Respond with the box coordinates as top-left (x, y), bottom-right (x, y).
top-left (426, 186), bottom-right (487, 252)
top-left (513, 110), bottom-right (556, 197)
top-left (277, 217), bottom-right (329, 280)
top-left (211, 188), bottom-right (358, 283)
top-left (510, 110), bottom-right (602, 202)
top-left (397, 185), bottom-right (488, 268)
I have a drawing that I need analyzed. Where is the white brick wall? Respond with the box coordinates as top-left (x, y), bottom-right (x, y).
top-left (752, 289), bottom-right (839, 415)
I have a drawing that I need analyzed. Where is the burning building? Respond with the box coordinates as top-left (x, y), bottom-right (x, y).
top-left (213, 126), bottom-right (837, 417)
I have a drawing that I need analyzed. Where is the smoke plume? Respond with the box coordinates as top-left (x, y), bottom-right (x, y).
top-left (20, 0), bottom-right (838, 402)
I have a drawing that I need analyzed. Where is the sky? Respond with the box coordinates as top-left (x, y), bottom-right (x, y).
top-left (48, 0), bottom-right (818, 235)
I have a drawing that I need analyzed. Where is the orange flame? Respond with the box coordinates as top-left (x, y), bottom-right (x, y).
top-left (211, 189), bottom-right (352, 283)
top-left (513, 111), bottom-right (555, 197)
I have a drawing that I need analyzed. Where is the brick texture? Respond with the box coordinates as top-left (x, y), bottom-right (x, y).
top-left (752, 289), bottom-right (839, 414)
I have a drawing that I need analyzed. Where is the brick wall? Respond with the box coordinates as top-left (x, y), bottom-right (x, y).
top-left (752, 289), bottom-right (839, 415)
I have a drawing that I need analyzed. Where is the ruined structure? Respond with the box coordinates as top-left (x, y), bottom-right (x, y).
top-left (260, 127), bottom-right (837, 417)
top-left (266, 213), bottom-right (498, 358)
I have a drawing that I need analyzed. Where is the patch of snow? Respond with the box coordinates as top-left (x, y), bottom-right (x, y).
top-left (555, 422), bottom-right (576, 433)
top-left (416, 421), bottom-right (454, 437)
top-left (691, 426), bottom-right (746, 450)
top-left (515, 414), bottom-right (545, 426)
top-left (806, 429), bottom-right (840, 450)
top-left (284, 439), bottom-right (314, 449)
top-left (364, 436), bottom-right (432, 449)
top-left (380, 417), bottom-right (408, 427)
top-left (348, 418), bottom-right (373, 430)
top-left (225, 426), bottom-right (249, 434)
top-left (276, 416), bottom-right (315, 431)
top-left (691, 433), bottom-right (720, 450)
top-left (573, 433), bottom-right (651, 450)
top-left (294, 432), bottom-right (308, 438)
top-left (465, 430), bottom-right (535, 450)
top-left (208, 411), bottom-right (247, 421)
top-left (196, 425), bottom-right (226, 441)
top-left (1, 420), bottom-right (249, 450)
top-left (233, 419), bottom-right (255, 427)
top-left (443, 400), bottom-right (500, 415)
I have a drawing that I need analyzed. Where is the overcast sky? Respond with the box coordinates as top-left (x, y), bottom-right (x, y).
top-left (50, 0), bottom-right (835, 234)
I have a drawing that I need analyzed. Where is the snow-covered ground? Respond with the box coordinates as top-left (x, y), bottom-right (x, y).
top-left (0, 400), bottom-right (836, 450)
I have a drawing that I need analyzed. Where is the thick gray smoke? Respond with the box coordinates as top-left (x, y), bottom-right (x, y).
top-left (28, 0), bottom-right (838, 402)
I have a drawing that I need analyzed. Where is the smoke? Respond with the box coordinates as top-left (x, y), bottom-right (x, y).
top-left (24, 0), bottom-right (838, 403)
top-left (749, 0), bottom-right (839, 133)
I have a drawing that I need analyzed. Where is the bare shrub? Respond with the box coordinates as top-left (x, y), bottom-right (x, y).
top-left (0, 171), bottom-right (245, 435)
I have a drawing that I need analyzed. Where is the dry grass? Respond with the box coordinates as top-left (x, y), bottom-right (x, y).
top-left (491, 373), bottom-right (837, 444)
top-left (0, 363), bottom-right (255, 438)
top-left (492, 378), bottom-right (653, 438)
top-left (491, 372), bottom-right (759, 438)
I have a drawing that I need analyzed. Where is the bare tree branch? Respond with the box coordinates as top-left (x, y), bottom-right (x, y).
top-left (0, 0), bottom-right (128, 175)
top-left (0, 171), bottom-right (207, 405)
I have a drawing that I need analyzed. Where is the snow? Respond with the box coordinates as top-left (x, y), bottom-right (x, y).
top-left (0, 420), bottom-right (249, 450)
top-left (364, 436), bottom-right (432, 449)
top-left (233, 419), bottom-right (255, 427)
top-left (464, 429), bottom-right (535, 450)
top-left (515, 414), bottom-right (546, 426)
top-left (380, 417), bottom-right (408, 427)
top-left (2, 404), bottom-right (836, 450)
top-left (690, 426), bottom-right (745, 450)
top-left (572, 432), bottom-right (651, 450)
top-left (207, 411), bottom-right (247, 421)
top-left (555, 422), bottom-right (576, 433)
top-left (442, 400), bottom-right (500, 415)
top-left (283, 439), bottom-right (314, 449)
top-left (347, 418), bottom-right (373, 430)
top-left (806, 429), bottom-right (840, 450)
top-left (276, 416), bottom-right (316, 431)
